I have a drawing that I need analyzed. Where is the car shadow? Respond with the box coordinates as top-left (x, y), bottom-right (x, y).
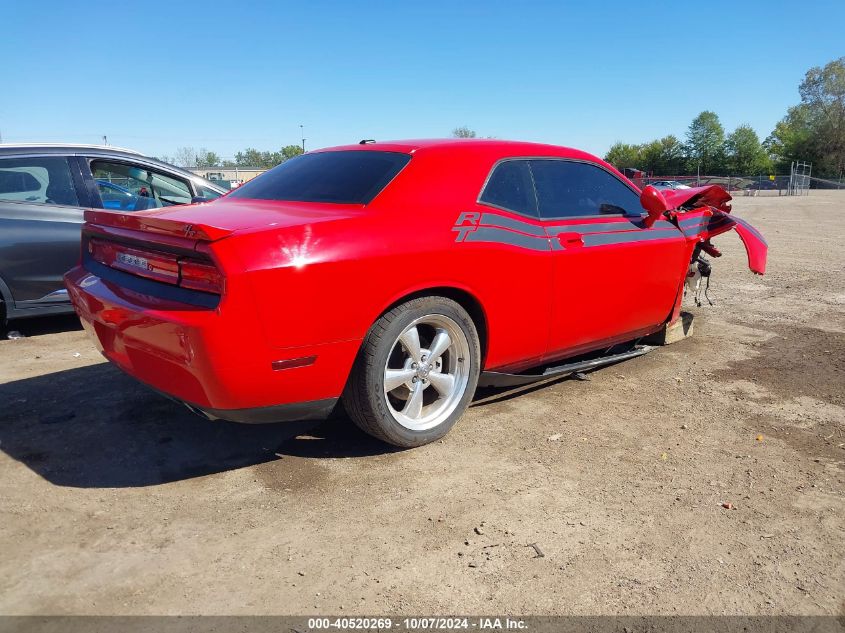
top-left (3, 313), bottom-right (83, 338)
top-left (0, 364), bottom-right (395, 489)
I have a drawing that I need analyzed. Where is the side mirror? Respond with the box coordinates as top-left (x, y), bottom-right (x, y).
top-left (639, 185), bottom-right (670, 228)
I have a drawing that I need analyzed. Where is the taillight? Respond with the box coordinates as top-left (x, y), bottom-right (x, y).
top-left (179, 259), bottom-right (224, 294)
top-left (88, 238), bottom-right (223, 295)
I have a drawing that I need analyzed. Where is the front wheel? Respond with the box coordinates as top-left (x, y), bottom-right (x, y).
top-left (343, 296), bottom-right (480, 448)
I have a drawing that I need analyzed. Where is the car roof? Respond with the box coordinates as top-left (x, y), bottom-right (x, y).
top-left (0, 143), bottom-right (226, 193)
top-left (312, 138), bottom-right (624, 183)
top-left (0, 143), bottom-right (143, 155)
top-left (314, 137), bottom-right (608, 164)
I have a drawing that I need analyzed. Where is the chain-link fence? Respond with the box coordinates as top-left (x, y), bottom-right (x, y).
top-left (635, 171), bottom-right (844, 196)
top-left (637, 175), bottom-right (790, 196)
top-left (809, 176), bottom-right (845, 190)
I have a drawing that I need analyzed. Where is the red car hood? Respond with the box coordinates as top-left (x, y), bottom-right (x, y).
top-left (84, 198), bottom-right (362, 241)
top-left (661, 185), bottom-right (732, 212)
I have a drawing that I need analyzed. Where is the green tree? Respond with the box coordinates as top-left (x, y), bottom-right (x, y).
top-left (604, 142), bottom-right (642, 170)
top-left (765, 105), bottom-right (815, 171)
top-left (641, 135), bottom-right (685, 174)
top-left (235, 148), bottom-right (267, 167)
top-left (195, 148), bottom-right (221, 168)
top-left (767, 57), bottom-right (845, 177)
top-left (725, 125), bottom-right (771, 174)
top-left (280, 144), bottom-right (304, 161)
top-left (452, 126), bottom-right (477, 138)
top-left (232, 144), bottom-right (305, 168)
top-left (685, 111), bottom-right (725, 174)
top-left (605, 136), bottom-right (684, 175)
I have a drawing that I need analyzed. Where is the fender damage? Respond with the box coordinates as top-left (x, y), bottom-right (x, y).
top-left (664, 185), bottom-right (768, 275)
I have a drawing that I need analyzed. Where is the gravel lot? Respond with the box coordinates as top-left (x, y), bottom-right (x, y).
top-left (1, 192), bottom-right (842, 616)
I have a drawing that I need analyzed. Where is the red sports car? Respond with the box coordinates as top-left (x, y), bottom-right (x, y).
top-left (65, 139), bottom-right (767, 447)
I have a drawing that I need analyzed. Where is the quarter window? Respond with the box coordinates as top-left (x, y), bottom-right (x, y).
top-left (194, 184), bottom-right (223, 200)
top-left (479, 160), bottom-right (537, 216)
top-left (0, 157), bottom-right (79, 206)
top-left (529, 160), bottom-right (643, 219)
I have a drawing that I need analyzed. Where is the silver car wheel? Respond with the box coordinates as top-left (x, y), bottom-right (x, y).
top-left (383, 314), bottom-right (471, 431)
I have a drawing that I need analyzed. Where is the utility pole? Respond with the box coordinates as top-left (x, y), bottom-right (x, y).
top-left (300, 125), bottom-right (305, 152)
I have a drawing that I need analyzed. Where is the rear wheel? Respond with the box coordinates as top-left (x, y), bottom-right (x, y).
top-left (344, 296), bottom-right (480, 447)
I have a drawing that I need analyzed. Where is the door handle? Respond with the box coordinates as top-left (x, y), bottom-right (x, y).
top-left (557, 232), bottom-right (584, 247)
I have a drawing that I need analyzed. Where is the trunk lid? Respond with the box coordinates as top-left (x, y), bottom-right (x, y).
top-left (84, 198), bottom-right (362, 242)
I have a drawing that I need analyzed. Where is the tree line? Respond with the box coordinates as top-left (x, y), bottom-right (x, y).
top-left (604, 57), bottom-right (845, 178)
top-left (157, 144), bottom-right (304, 169)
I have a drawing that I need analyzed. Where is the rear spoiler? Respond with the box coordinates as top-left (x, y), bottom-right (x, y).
top-left (84, 209), bottom-right (234, 242)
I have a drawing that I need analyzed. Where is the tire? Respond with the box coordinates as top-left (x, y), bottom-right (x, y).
top-left (343, 296), bottom-right (481, 448)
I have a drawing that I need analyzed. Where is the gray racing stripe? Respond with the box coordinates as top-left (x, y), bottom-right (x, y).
top-left (679, 215), bottom-right (710, 226)
top-left (545, 219), bottom-right (676, 233)
top-left (583, 229), bottom-right (681, 247)
top-left (480, 213), bottom-right (546, 236)
top-left (682, 216), bottom-right (734, 235)
top-left (464, 227), bottom-right (551, 251)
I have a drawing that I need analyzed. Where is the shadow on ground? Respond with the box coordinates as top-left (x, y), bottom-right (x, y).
top-left (0, 351), bottom-right (582, 488)
top-left (0, 364), bottom-right (395, 488)
top-left (3, 313), bottom-right (83, 338)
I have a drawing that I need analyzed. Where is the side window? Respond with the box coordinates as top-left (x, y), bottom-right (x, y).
top-left (0, 157), bottom-right (79, 206)
top-left (90, 161), bottom-right (193, 211)
top-left (194, 184), bottom-right (223, 200)
top-left (479, 160), bottom-right (537, 217)
top-left (529, 160), bottom-right (643, 219)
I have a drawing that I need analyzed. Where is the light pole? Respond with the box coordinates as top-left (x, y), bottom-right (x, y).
top-left (300, 125), bottom-right (305, 152)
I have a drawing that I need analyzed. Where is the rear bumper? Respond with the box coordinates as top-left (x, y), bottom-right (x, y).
top-left (64, 264), bottom-right (359, 420)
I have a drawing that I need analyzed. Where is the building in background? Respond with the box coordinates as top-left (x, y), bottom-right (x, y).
top-left (189, 167), bottom-right (266, 189)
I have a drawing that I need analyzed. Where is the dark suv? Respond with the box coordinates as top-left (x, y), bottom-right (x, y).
top-left (0, 144), bottom-right (226, 323)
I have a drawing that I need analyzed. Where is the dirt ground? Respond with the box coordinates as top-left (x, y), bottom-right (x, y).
top-left (0, 191), bottom-right (843, 616)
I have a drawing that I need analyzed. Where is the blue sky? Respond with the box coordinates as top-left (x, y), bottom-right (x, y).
top-left (1, 0), bottom-right (843, 160)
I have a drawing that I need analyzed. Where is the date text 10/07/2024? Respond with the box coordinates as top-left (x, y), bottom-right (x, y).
top-left (306, 617), bottom-right (528, 630)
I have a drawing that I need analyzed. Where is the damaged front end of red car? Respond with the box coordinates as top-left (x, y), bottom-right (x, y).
top-left (640, 183), bottom-right (768, 314)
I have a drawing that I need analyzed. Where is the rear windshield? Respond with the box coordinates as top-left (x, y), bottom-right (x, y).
top-left (228, 150), bottom-right (410, 205)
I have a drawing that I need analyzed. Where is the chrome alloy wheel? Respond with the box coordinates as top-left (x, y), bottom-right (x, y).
top-left (383, 314), bottom-right (471, 431)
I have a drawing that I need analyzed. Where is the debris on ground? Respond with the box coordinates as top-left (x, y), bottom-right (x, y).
top-left (7, 331), bottom-right (25, 340)
top-left (547, 433), bottom-right (562, 442)
top-left (721, 502), bottom-right (735, 510)
top-left (528, 543), bottom-right (545, 558)
top-left (573, 372), bottom-right (590, 381)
